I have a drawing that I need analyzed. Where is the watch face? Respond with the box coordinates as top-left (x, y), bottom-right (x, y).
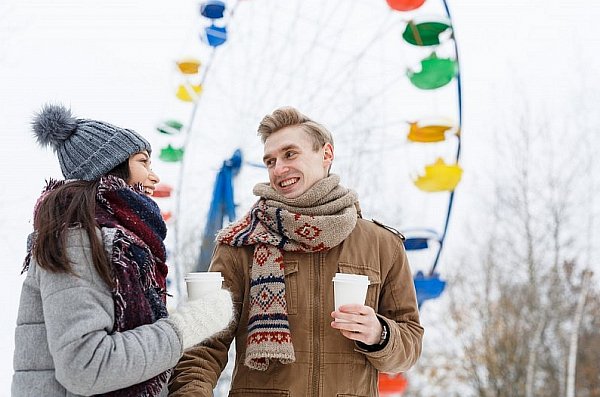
top-left (380, 324), bottom-right (388, 344)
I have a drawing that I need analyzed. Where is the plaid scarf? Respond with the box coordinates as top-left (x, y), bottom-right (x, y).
top-left (95, 175), bottom-right (169, 397)
top-left (25, 176), bottom-right (170, 396)
top-left (217, 174), bottom-right (358, 370)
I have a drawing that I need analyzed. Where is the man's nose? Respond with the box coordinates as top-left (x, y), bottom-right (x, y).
top-left (273, 161), bottom-right (288, 176)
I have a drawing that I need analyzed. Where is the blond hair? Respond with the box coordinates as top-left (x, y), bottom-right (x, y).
top-left (257, 106), bottom-right (334, 151)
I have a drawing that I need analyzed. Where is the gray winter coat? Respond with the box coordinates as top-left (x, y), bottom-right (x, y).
top-left (12, 228), bottom-right (183, 397)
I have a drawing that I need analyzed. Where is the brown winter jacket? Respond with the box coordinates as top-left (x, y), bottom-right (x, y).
top-left (169, 218), bottom-right (423, 397)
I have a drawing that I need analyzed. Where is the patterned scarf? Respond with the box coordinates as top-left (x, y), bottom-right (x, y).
top-left (217, 174), bottom-right (358, 370)
top-left (25, 176), bottom-right (170, 396)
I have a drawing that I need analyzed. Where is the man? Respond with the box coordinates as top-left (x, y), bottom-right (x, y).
top-left (169, 107), bottom-right (423, 396)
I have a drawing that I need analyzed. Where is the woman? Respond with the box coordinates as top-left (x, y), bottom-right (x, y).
top-left (12, 104), bottom-right (232, 397)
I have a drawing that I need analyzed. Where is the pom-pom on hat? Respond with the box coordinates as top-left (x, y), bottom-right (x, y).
top-left (32, 104), bottom-right (151, 181)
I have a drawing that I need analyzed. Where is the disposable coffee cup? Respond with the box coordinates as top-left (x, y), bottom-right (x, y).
top-left (332, 273), bottom-right (370, 322)
top-left (185, 272), bottom-right (224, 300)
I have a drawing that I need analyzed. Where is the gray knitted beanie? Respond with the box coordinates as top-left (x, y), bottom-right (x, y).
top-left (32, 104), bottom-right (151, 181)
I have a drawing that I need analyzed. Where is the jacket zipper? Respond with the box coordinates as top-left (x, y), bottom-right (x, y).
top-left (311, 251), bottom-right (321, 396)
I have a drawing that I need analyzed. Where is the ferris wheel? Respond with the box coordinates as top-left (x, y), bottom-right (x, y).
top-left (152, 0), bottom-right (462, 393)
top-left (156, 0), bottom-right (461, 333)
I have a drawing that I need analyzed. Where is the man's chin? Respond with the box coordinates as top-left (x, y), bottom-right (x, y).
top-left (278, 188), bottom-right (304, 199)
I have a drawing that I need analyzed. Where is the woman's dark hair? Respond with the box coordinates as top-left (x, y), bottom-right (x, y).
top-left (32, 158), bottom-right (130, 286)
top-left (108, 159), bottom-right (130, 182)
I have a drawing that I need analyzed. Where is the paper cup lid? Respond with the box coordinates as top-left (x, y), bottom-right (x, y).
top-left (185, 272), bottom-right (224, 280)
top-left (332, 273), bottom-right (370, 284)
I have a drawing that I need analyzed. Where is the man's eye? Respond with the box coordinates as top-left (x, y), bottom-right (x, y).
top-left (265, 159), bottom-right (275, 167)
top-left (285, 151), bottom-right (295, 158)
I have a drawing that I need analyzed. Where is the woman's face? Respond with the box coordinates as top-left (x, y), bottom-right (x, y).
top-left (127, 151), bottom-right (160, 196)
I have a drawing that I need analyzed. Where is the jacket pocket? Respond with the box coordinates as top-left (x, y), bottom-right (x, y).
top-left (229, 389), bottom-right (290, 396)
top-left (337, 262), bottom-right (381, 309)
top-left (283, 260), bottom-right (299, 315)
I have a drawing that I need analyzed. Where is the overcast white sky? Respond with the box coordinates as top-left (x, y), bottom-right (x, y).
top-left (1, 0), bottom-right (600, 393)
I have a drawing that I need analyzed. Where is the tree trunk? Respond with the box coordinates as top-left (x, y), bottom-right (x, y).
top-left (565, 271), bottom-right (592, 397)
top-left (525, 318), bottom-right (545, 397)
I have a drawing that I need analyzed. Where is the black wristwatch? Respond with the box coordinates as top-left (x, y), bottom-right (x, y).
top-left (378, 322), bottom-right (389, 345)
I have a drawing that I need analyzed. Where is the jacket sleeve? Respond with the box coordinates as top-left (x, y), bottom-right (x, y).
top-left (357, 237), bottom-right (424, 372)
top-left (169, 244), bottom-right (244, 397)
top-left (37, 229), bottom-right (183, 396)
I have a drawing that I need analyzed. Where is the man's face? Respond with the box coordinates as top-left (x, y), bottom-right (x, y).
top-left (263, 125), bottom-right (333, 199)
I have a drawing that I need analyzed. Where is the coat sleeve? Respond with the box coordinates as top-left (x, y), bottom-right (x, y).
top-left (37, 229), bottom-right (183, 396)
top-left (169, 244), bottom-right (244, 397)
top-left (357, 236), bottom-right (424, 372)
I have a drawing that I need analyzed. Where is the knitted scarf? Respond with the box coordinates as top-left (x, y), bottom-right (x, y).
top-left (25, 176), bottom-right (169, 397)
top-left (217, 174), bottom-right (358, 370)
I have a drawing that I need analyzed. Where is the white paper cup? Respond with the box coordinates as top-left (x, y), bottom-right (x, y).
top-left (185, 272), bottom-right (224, 300)
top-left (332, 273), bottom-right (370, 322)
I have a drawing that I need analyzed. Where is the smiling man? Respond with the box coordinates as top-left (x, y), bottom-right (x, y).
top-left (262, 122), bottom-right (333, 199)
top-left (169, 107), bottom-right (423, 397)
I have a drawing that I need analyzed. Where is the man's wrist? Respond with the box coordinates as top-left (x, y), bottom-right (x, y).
top-left (356, 318), bottom-right (390, 352)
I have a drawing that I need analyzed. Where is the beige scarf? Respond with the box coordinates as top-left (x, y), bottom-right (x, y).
top-left (217, 174), bottom-right (358, 370)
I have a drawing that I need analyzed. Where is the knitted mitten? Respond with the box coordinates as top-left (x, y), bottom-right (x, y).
top-left (167, 288), bottom-right (233, 350)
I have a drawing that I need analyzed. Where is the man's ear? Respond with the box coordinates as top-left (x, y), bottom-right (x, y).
top-left (323, 143), bottom-right (334, 167)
